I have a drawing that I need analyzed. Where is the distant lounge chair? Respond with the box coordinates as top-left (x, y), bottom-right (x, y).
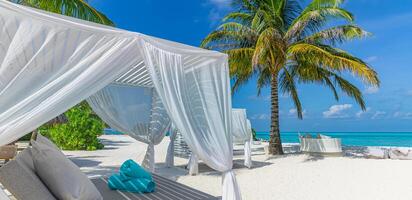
top-left (389, 148), bottom-right (412, 160)
top-left (367, 147), bottom-right (389, 159)
top-left (0, 148), bottom-right (218, 200)
top-left (299, 134), bottom-right (342, 154)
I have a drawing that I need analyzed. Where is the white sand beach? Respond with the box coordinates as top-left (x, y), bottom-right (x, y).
top-left (63, 135), bottom-right (412, 200)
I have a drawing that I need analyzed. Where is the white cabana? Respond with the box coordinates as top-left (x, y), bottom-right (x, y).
top-left (232, 109), bottom-right (253, 168)
top-left (0, 1), bottom-right (240, 199)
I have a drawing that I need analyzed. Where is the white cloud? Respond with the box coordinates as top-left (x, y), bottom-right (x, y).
top-left (288, 108), bottom-right (307, 117)
top-left (356, 107), bottom-right (372, 118)
top-left (251, 114), bottom-right (270, 120)
top-left (208, 0), bottom-right (231, 9)
top-left (323, 104), bottom-right (353, 118)
top-left (371, 111), bottom-right (386, 119)
top-left (248, 95), bottom-right (270, 101)
top-left (289, 108), bottom-right (297, 115)
top-left (393, 111), bottom-right (412, 119)
top-left (364, 56), bottom-right (378, 63)
top-left (206, 0), bottom-right (232, 25)
top-left (405, 90), bottom-right (412, 96)
top-left (364, 86), bottom-right (379, 94)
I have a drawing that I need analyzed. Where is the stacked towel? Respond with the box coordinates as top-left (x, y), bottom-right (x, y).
top-left (108, 159), bottom-right (155, 193)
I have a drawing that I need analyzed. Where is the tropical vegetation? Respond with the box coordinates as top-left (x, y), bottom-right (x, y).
top-left (202, 0), bottom-right (379, 154)
top-left (10, 0), bottom-right (113, 26)
top-left (39, 102), bottom-right (105, 150)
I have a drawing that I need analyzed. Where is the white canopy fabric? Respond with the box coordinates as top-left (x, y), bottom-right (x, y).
top-left (87, 84), bottom-right (171, 172)
top-left (165, 123), bottom-right (178, 167)
top-left (232, 109), bottom-right (252, 168)
top-left (0, 1), bottom-right (241, 199)
top-left (188, 108), bottom-right (253, 174)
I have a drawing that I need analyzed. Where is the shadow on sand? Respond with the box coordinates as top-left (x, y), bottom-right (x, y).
top-left (99, 138), bottom-right (133, 150)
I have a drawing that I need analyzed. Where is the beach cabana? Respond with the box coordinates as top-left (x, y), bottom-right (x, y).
top-left (0, 1), bottom-right (240, 199)
top-left (231, 109), bottom-right (253, 168)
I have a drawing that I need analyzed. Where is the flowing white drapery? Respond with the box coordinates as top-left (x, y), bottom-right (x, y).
top-left (0, 1), bottom-right (141, 145)
top-left (187, 108), bottom-right (253, 174)
top-left (232, 109), bottom-right (253, 168)
top-left (165, 124), bottom-right (178, 167)
top-left (140, 41), bottom-right (241, 199)
top-left (87, 84), bottom-right (170, 172)
top-left (0, 1), bottom-right (241, 199)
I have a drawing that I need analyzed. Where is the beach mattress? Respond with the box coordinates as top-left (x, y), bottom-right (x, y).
top-left (92, 173), bottom-right (219, 200)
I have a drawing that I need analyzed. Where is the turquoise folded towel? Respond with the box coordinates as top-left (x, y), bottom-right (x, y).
top-left (119, 159), bottom-right (152, 181)
top-left (108, 174), bottom-right (155, 193)
top-left (108, 160), bottom-right (155, 193)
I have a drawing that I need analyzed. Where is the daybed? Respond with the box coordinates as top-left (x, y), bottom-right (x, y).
top-left (299, 134), bottom-right (342, 154)
top-left (0, 147), bottom-right (218, 200)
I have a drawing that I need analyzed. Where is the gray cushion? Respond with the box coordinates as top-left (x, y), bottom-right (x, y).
top-left (36, 134), bottom-right (60, 151)
top-left (31, 140), bottom-right (102, 200)
top-left (0, 148), bottom-right (56, 200)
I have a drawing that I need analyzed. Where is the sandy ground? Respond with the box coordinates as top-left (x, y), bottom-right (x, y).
top-left (63, 135), bottom-right (412, 200)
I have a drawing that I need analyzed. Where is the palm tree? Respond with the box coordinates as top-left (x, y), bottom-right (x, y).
top-left (202, 0), bottom-right (379, 155)
top-left (10, 0), bottom-right (113, 26)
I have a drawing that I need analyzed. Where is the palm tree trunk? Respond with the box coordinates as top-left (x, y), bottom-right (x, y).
top-left (268, 75), bottom-right (283, 155)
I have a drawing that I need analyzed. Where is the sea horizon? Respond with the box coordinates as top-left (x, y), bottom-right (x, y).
top-left (256, 131), bottom-right (412, 147)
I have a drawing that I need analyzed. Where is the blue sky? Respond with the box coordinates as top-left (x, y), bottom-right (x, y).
top-left (89, 0), bottom-right (412, 132)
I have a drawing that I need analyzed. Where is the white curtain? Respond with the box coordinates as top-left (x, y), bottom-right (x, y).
top-left (188, 110), bottom-right (253, 174)
top-left (232, 109), bottom-right (252, 168)
top-left (245, 119), bottom-right (253, 168)
top-left (165, 124), bottom-right (178, 167)
top-left (188, 153), bottom-right (199, 175)
top-left (87, 84), bottom-right (170, 172)
top-left (140, 39), bottom-right (241, 200)
top-left (0, 1), bottom-right (141, 146)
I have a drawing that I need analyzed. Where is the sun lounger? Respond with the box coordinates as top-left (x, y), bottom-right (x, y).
top-left (366, 147), bottom-right (389, 159)
top-left (0, 148), bottom-right (219, 200)
top-left (92, 174), bottom-right (218, 200)
top-left (299, 134), bottom-right (342, 154)
top-left (389, 148), bottom-right (412, 160)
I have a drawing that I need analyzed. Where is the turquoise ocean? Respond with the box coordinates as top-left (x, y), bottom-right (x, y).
top-left (256, 132), bottom-right (412, 147)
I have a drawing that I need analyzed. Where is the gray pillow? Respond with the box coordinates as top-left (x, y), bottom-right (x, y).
top-left (0, 148), bottom-right (56, 200)
top-left (36, 133), bottom-right (60, 151)
top-left (31, 140), bottom-right (102, 200)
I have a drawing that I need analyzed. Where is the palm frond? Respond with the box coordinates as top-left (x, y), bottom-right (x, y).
top-left (288, 43), bottom-right (379, 86)
top-left (288, 63), bottom-right (339, 100)
top-left (11, 0), bottom-right (114, 26)
top-left (279, 69), bottom-right (303, 119)
top-left (256, 66), bottom-right (272, 95)
top-left (201, 29), bottom-right (255, 50)
top-left (253, 27), bottom-right (285, 70)
top-left (302, 25), bottom-right (370, 45)
top-left (225, 48), bottom-right (255, 75)
top-left (286, 7), bottom-right (354, 41)
top-left (333, 73), bottom-right (366, 110)
top-left (222, 12), bottom-right (253, 24)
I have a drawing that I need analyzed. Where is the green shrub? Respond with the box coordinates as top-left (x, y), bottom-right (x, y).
top-left (40, 102), bottom-right (104, 151)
